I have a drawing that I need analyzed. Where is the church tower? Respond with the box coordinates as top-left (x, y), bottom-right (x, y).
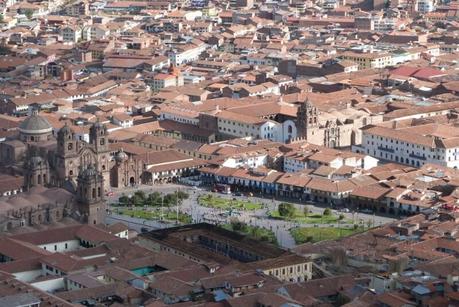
top-left (89, 120), bottom-right (109, 153)
top-left (56, 123), bottom-right (79, 184)
top-left (76, 164), bottom-right (106, 225)
top-left (57, 123), bottom-right (77, 157)
top-left (296, 99), bottom-right (319, 138)
top-left (25, 155), bottom-right (50, 189)
top-left (89, 120), bottom-right (110, 190)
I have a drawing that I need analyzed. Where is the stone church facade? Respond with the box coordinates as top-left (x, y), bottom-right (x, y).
top-left (53, 122), bottom-right (111, 191)
top-left (295, 99), bottom-right (383, 148)
top-left (110, 149), bottom-right (144, 188)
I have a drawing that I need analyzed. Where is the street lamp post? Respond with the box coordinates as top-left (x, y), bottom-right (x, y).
top-left (176, 189), bottom-right (179, 224)
top-left (160, 194), bottom-right (163, 221)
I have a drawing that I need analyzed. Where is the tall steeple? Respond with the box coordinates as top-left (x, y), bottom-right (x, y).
top-left (89, 119), bottom-right (109, 153)
top-left (76, 164), bottom-right (106, 225)
top-left (57, 122), bottom-right (76, 157)
top-left (296, 98), bottom-right (318, 138)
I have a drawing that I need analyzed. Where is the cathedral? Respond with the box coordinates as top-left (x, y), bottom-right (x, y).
top-left (0, 110), bottom-right (109, 224)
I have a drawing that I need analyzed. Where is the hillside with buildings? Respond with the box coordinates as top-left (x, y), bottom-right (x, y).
top-left (0, 0), bottom-right (459, 304)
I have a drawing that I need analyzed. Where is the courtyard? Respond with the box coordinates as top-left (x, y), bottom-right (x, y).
top-left (118, 208), bottom-right (192, 224)
top-left (269, 206), bottom-right (351, 224)
top-left (198, 194), bottom-right (264, 211)
top-left (107, 183), bottom-right (395, 249)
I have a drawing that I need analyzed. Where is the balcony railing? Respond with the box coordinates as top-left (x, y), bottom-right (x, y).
top-left (409, 153), bottom-right (427, 161)
top-left (377, 146), bottom-right (395, 153)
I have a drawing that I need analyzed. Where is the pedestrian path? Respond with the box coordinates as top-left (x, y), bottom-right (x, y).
top-left (277, 228), bottom-right (296, 249)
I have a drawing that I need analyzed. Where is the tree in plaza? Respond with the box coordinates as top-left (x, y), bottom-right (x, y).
top-left (130, 193), bottom-right (144, 206)
top-left (250, 226), bottom-right (263, 240)
top-left (176, 190), bottom-right (189, 201)
top-left (134, 190), bottom-right (146, 201)
top-left (118, 195), bottom-right (129, 206)
top-left (278, 203), bottom-right (295, 219)
top-left (163, 193), bottom-right (177, 206)
top-left (151, 191), bottom-right (161, 198)
top-left (323, 208), bottom-right (332, 216)
top-left (155, 191), bottom-right (190, 207)
top-left (146, 192), bottom-right (161, 207)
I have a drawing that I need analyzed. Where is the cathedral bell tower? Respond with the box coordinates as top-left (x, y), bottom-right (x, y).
top-left (76, 164), bottom-right (106, 225)
top-left (56, 123), bottom-right (78, 184)
top-left (89, 120), bottom-right (110, 191)
top-left (89, 120), bottom-right (109, 153)
top-left (296, 99), bottom-right (319, 139)
top-left (57, 122), bottom-right (76, 158)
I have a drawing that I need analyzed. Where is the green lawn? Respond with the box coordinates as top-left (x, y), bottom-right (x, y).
top-left (119, 208), bottom-right (192, 224)
top-left (270, 209), bottom-right (349, 224)
top-left (198, 194), bottom-right (263, 211)
top-left (223, 223), bottom-right (277, 245)
top-left (290, 226), bottom-right (364, 244)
